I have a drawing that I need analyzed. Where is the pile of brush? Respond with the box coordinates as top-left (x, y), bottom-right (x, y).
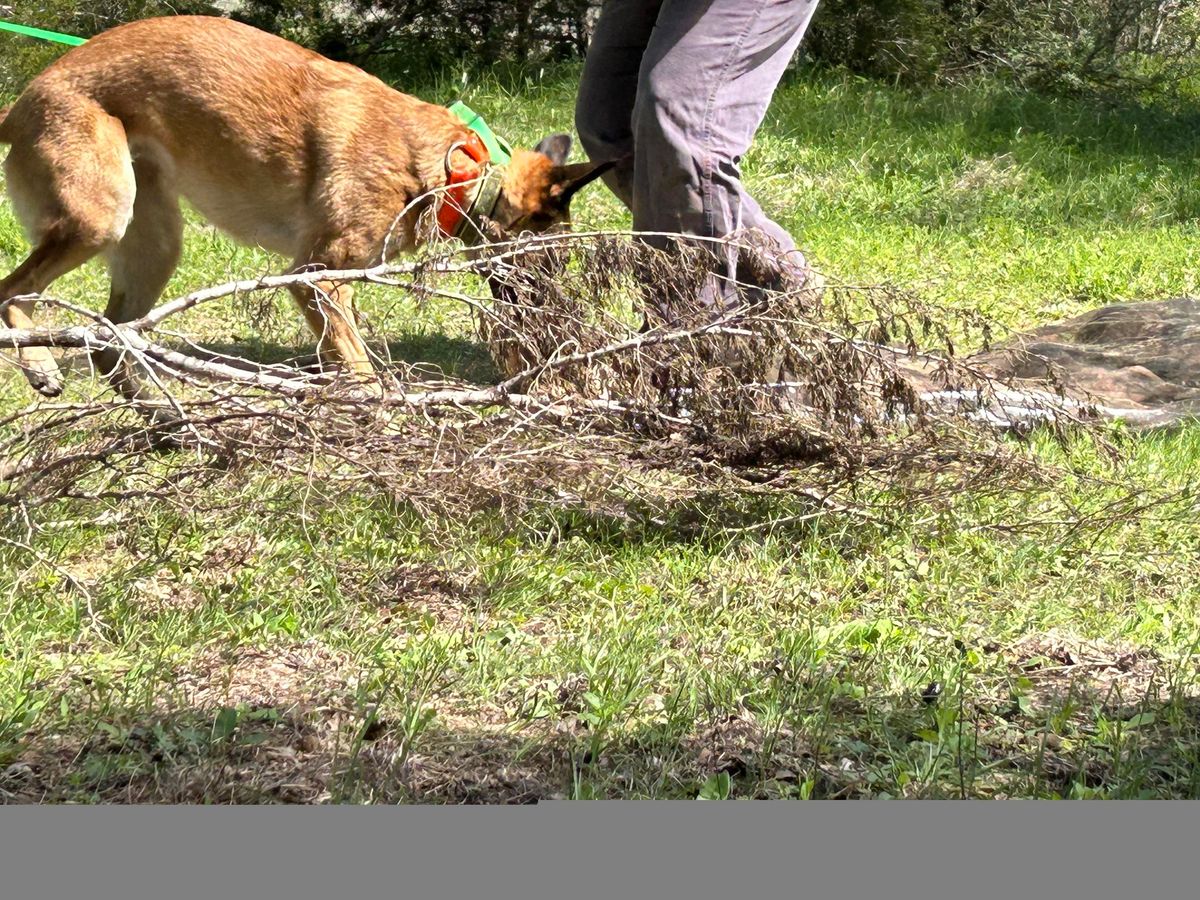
top-left (0, 231), bottom-right (1112, 530)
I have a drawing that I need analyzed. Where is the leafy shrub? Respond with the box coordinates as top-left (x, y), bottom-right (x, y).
top-left (806, 0), bottom-right (1200, 93)
top-left (2, 1), bottom-right (1196, 98)
top-left (235, 0), bottom-right (596, 76)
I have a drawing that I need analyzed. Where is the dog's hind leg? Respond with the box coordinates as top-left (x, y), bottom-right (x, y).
top-left (96, 150), bottom-right (183, 403)
top-left (1, 103), bottom-right (135, 396)
top-left (0, 231), bottom-right (108, 396)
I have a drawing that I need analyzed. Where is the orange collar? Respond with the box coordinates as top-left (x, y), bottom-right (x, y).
top-left (437, 131), bottom-right (492, 240)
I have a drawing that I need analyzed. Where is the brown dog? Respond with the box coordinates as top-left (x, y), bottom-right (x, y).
top-left (0, 15), bottom-right (611, 399)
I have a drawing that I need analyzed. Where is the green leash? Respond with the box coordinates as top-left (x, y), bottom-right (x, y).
top-left (1, 21), bottom-right (514, 161)
top-left (448, 101), bottom-right (513, 166)
top-left (0, 20), bottom-right (87, 46)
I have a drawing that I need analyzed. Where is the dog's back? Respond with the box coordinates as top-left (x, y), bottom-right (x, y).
top-left (1, 15), bottom-right (612, 401)
top-left (0, 16), bottom-right (472, 397)
top-left (2, 16), bottom-right (465, 254)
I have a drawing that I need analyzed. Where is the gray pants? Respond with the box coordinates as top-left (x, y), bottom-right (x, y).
top-left (576, 0), bottom-right (820, 321)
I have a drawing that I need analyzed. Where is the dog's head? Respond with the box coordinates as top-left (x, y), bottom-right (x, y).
top-left (488, 133), bottom-right (615, 240)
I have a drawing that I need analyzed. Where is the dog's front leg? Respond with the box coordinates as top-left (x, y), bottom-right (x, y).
top-left (287, 278), bottom-right (380, 393)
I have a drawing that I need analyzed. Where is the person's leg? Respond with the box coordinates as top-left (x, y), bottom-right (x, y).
top-left (575, 0), bottom-right (666, 210)
top-left (632, 0), bottom-right (821, 320)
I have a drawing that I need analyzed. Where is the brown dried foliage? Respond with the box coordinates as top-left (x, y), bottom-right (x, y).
top-left (0, 231), bottom-right (1118, 532)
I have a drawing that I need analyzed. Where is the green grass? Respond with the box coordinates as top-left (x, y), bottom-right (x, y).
top-left (2, 67), bottom-right (1199, 801)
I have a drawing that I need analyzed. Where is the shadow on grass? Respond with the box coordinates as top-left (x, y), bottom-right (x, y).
top-left (941, 90), bottom-right (1200, 165)
top-left (494, 496), bottom-right (875, 555)
top-left (5, 643), bottom-right (1199, 803)
top-left (176, 332), bottom-right (499, 385)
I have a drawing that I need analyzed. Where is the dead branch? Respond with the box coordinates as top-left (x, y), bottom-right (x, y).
top-left (0, 229), bottom-right (1143, 539)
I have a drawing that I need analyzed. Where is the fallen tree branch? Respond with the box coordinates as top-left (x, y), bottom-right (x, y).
top-left (0, 229), bottom-right (1138, 539)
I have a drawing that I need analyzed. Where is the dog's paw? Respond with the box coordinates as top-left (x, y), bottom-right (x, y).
top-left (19, 348), bottom-right (65, 398)
top-left (28, 369), bottom-right (64, 398)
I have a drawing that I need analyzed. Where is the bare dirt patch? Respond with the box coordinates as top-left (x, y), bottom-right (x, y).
top-left (1005, 629), bottom-right (1165, 718)
top-left (176, 640), bottom-right (358, 712)
top-left (339, 559), bottom-right (485, 631)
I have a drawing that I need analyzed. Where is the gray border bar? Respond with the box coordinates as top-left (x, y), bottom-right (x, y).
top-left (2, 802), bottom-right (1195, 899)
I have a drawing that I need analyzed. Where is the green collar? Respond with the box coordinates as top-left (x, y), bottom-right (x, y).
top-left (446, 101), bottom-right (510, 244)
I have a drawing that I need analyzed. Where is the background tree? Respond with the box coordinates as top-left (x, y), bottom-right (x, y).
top-left (1, 1), bottom-right (217, 92)
top-left (2, 1), bottom-right (1198, 95)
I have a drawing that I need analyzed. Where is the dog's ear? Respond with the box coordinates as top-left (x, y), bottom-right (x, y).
top-left (491, 148), bottom-right (618, 234)
top-left (547, 159), bottom-right (618, 207)
top-left (534, 133), bottom-right (573, 166)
